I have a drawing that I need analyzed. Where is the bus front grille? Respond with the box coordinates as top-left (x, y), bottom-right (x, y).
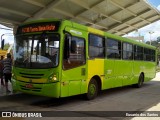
top-left (19, 72), bottom-right (44, 79)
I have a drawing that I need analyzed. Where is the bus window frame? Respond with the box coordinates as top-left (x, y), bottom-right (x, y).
top-left (63, 32), bottom-right (86, 70)
top-left (88, 33), bottom-right (105, 59)
top-left (106, 38), bottom-right (122, 60)
top-left (122, 42), bottom-right (133, 60)
top-left (134, 45), bottom-right (144, 61)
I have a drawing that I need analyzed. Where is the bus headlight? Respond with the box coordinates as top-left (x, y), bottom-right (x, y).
top-left (53, 75), bottom-right (57, 81)
top-left (48, 74), bottom-right (58, 82)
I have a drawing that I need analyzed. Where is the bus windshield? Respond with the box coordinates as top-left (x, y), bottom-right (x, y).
top-left (14, 34), bottom-right (59, 69)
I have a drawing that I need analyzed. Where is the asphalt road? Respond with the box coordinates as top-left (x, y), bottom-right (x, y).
top-left (0, 73), bottom-right (160, 120)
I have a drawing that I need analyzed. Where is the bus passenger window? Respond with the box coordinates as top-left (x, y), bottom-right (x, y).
top-left (106, 38), bottom-right (121, 59)
top-left (122, 43), bottom-right (133, 60)
top-left (134, 45), bottom-right (143, 60)
top-left (89, 34), bottom-right (104, 58)
top-left (144, 48), bottom-right (155, 62)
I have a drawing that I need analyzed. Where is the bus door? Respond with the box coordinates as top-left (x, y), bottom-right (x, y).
top-left (61, 28), bottom-right (87, 97)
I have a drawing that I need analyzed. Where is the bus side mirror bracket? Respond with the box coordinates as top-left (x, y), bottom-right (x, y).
top-left (1, 39), bottom-right (5, 50)
top-left (64, 33), bottom-right (71, 59)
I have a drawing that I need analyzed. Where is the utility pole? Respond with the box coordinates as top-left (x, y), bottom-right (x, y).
top-left (1, 33), bottom-right (13, 49)
top-left (149, 31), bottom-right (154, 45)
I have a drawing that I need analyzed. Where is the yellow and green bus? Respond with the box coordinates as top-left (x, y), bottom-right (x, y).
top-left (12, 19), bottom-right (156, 100)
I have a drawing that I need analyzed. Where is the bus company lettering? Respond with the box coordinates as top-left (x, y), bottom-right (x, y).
top-left (22, 25), bottom-right (55, 33)
top-left (11, 112), bottom-right (42, 117)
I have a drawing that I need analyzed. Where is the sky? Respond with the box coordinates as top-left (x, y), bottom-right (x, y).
top-left (0, 24), bottom-right (14, 45)
top-left (148, 0), bottom-right (160, 7)
top-left (0, 0), bottom-right (160, 45)
top-left (124, 0), bottom-right (160, 42)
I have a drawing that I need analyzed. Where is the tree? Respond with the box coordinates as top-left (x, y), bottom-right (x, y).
top-left (157, 36), bottom-right (160, 43)
top-left (3, 43), bottom-right (10, 50)
top-left (146, 41), bottom-right (158, 47)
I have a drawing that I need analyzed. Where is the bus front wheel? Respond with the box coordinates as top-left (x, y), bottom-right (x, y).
top-left (85, 78), bottom-right (98, 100)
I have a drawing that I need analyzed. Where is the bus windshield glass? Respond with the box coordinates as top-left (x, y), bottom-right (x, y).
top-left (14, 34), bottom-right (59, 69)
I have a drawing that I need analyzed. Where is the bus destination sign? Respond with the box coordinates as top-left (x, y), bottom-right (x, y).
top-left (17, 22), bottom-right (60, 34)
top-left (22, 24), bottom-right (55, 33)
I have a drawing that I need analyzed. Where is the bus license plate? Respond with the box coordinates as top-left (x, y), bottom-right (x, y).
top-left (25, 83), bottom-right (33, 88)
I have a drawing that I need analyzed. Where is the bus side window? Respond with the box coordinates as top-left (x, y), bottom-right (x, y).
top-left (63, 35), bottom-right (85, 70)
top-left (89, 34), bottom-right (105, 58)
top-left (106, 38), bottom-right (121, 59)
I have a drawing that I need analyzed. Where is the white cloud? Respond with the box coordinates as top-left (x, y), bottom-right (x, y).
top-left (0, 24), bottom-right (13, 45)
top-left (157, 5), bottom-right (160, 10)
top-left (124, 20), bottom-right (160, 42)
top-left (124, 5), bottom-right (160, 42)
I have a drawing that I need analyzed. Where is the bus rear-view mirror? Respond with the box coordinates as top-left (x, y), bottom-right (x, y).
top-left (1, 39), bottom-right (4, 50)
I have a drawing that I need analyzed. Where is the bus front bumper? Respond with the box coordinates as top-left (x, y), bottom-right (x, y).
top-left (11, 79), bottom-right (60, 98)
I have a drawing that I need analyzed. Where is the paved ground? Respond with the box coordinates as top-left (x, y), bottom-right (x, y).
top-left (131, 72), bottom-right (160, 120)
top-left (0, 73), bottom-right (160, 120)
top-left (0, 82), bottom-right (13, 96)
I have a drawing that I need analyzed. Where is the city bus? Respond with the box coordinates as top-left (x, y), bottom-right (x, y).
top-left (12, 18), bottom-right (156, 100)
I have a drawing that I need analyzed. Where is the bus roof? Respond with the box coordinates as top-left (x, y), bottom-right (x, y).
top-left (20, 18), bottom-right (156, 50)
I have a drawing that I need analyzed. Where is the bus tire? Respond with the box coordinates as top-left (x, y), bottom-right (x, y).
top-left (85, 78), bottom-right (98, 100)
top-left (134, 74), bottom-right (144, 88)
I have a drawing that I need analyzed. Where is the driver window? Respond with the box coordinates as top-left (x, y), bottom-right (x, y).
top-left (63, 36), bottom-right (85, 70)
top-left (46, 35), bottom-right (59, 65)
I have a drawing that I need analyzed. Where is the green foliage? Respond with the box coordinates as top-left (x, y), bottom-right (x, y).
top-left (146, 41), bottom-right (150, 45)
top-left (146, 37), bottom-right (160, 56)
top-left (157, 36), bottom-right (160, 42)
top-left (156, 37), bottom-right (160, 56)
top-left (146, 41), bottom-right (159, 47)
top-left (3, 43), bottom-right (10, 50)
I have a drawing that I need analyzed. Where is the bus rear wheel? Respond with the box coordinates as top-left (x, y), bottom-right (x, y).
top-left (134, 74), bottom-right (144, 88)
top-left (85, 78), bottom-right (98, 100)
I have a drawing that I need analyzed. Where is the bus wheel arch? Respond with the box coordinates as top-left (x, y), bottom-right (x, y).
top-left (141, 72), bottom-right (144, 82)
top-left (92, 75), bottom-right (102, 92)
top-left (85, 75), bottom-right (102, 100)
top-left (134, 72), bottom-right (144, 88)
